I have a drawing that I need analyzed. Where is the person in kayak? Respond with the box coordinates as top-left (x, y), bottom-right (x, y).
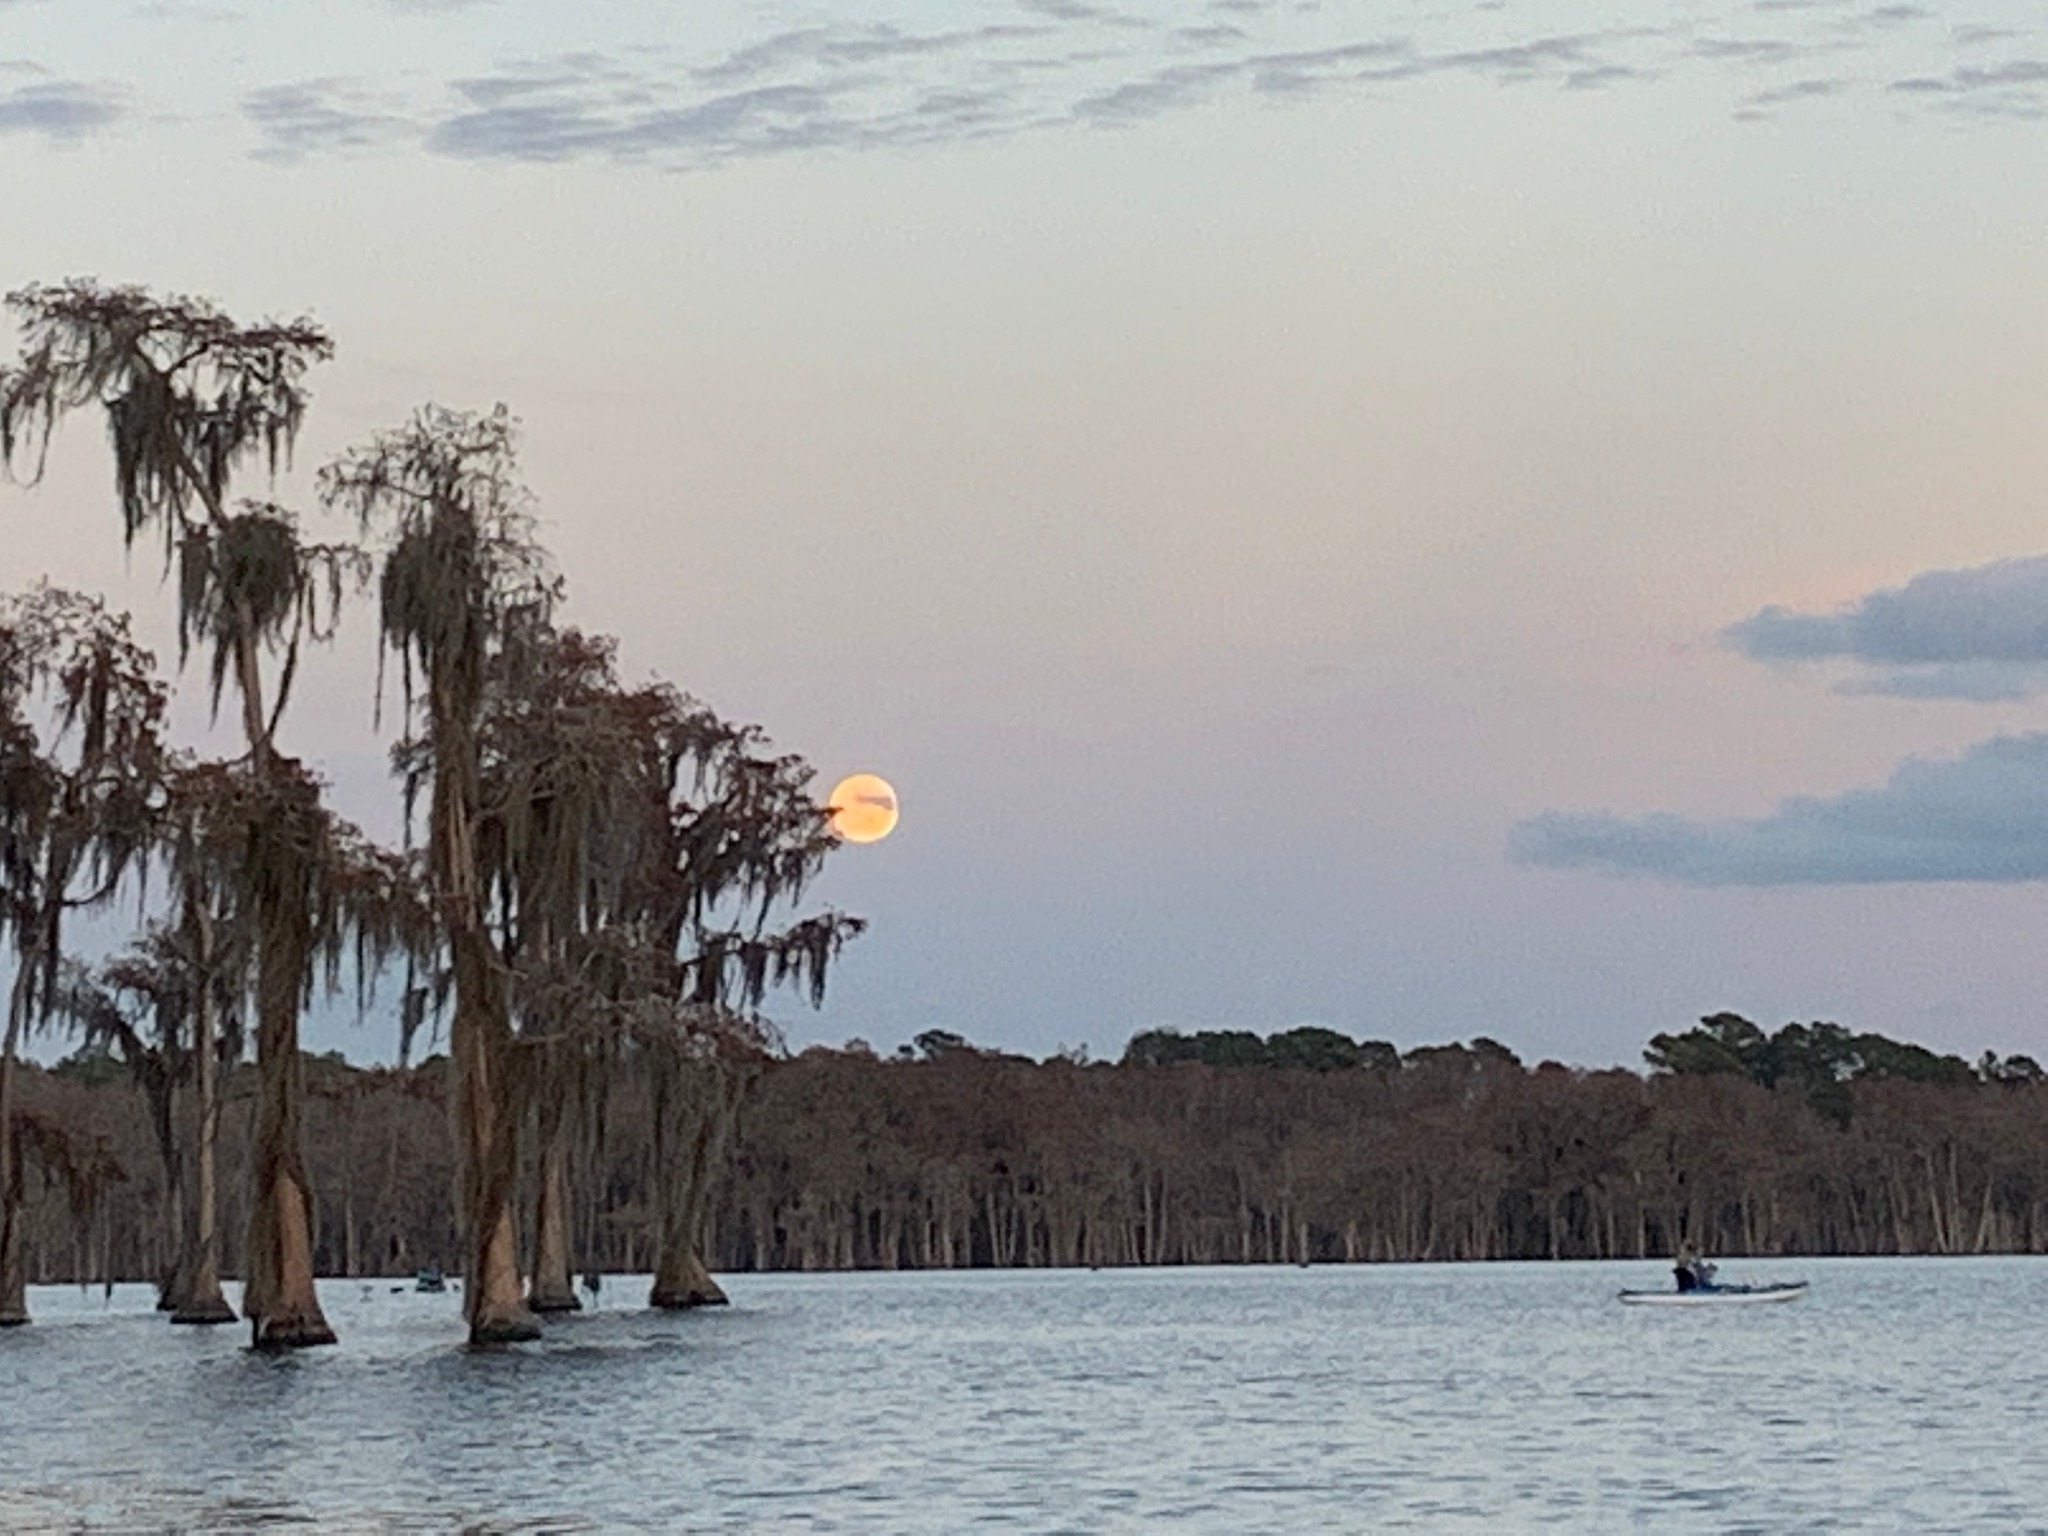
top-left (1673, 1243), bottom-right (1718, 1292)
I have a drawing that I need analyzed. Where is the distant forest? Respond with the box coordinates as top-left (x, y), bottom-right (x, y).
top-left (11, 1013), bottom-right (2047, 1288)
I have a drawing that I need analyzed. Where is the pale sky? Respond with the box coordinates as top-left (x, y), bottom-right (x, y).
top-left (5, 0), bottom-right (2048, 1066)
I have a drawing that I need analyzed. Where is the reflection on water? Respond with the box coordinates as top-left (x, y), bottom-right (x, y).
top-left (3, 1259), bottom-right (2047, 1531)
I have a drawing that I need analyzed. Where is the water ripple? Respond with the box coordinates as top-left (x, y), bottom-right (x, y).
top-left (4, 1259), bottom-right (2048, 1530)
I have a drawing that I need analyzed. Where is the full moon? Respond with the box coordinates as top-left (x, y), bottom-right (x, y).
top-left (827, 773), bottom-right (899, 844)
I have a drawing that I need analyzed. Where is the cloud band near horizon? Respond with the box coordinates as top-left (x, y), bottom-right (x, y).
top-left (1510, 731), bottom-right (2048, 886)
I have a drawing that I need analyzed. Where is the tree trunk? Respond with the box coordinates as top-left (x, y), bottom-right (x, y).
top-left (528, 1110), bottom-right (580, 1312)
top-left (172, 895), bottom-right (232, 1324)
top-left (151, 1076), bottom-right (184, 1311)
top-left (650, 1062), bottom-right (733, 1309)
top-left (437, 691), bottom-right (539, 1347)
top-left (449, 927), bottom-right (536, 1342)
top-left (2, 962), bottom-right (35, 1325)
top-left (242, 829), bottom-right (334, 1349)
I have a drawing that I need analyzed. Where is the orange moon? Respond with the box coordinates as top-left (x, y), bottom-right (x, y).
top-left (827, 773), bottom-right (899, 844)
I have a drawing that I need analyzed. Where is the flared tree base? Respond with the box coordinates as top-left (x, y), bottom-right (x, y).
top-left (527, 1288), bottom-right (582, 1314)
top-left (171, 1293), bottom-right (237, 1326)
top-left (249, 1311), bottom-right (338, 1350)
top-left (0, 1310), bottom-right (27, 1328)
top-left (468, 1308), bottom-right (544, 1346)
top-left (650, 1261), bottom-right (729, 1310)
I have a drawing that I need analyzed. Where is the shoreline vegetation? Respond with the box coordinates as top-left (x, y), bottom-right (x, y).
top-left (10, 1015), bottom-right (2045, 1290)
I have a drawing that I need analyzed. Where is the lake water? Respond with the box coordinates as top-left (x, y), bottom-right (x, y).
top-left (2, 1257), bottom-right (2045, 1531)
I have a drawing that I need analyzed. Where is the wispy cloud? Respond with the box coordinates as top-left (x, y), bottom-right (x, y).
top-left (0, 78), bottom-right (123, 140)
top-left (17, 0), bottom-right (2042, 169)
top-left (1511, 733), bottom-right (2048, 885)
top-left (243, 79), bottom-right (413, 161)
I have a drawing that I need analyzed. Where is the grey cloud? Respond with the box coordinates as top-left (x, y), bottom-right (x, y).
top-left (1511, 732), bottom-right (2048, 885)
top-left (1693, 37), bottom-right (1811, 62)
top-left (1834, 664), bottom-right (2045, 703)
top-left (697, 23), bottom-right (1054, 86)
top-left (1017, 0), bottom-right (1111, 19)
top-left (1075, 60), bottom-right (1243, 117)
top-left (1567, 64), bottom-right (1648, 90)
top-left (452, 52), bottom-right (641, 108)
top-left (1437, 36), bottom-right (1600, 75)
top-left (1742, 75), bottom-right (1846, 104)
top-left (693, 29), bottom-right (834, 85)
top-left (0, 79), bottom-right (123, 139)
top-left (431, 85), bottom-right (831, 162)
top-left (429, 102), bottom-right (607, 161)
top-left (1886, 55), bottom-right (2048, 109)
top-left (1954, 59), bottom-right (2048, 87)
top-left (244, 80), bottom-right (414, 161)
top-left (218, 0), bottom-right (2048, 172)
top-left (1174, 25), bottom-right (1249, 48)
top-left (1725, 555), bottom-right (2048, 696)
top-left (1244, 37), bottom-right (1415, 94)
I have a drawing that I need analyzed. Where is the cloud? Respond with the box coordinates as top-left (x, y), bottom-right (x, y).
top-left (61, 0), bottom-right (2038, 172)
top-left (1724, 554), bottom-right (2048, 697)
top-left (1886, 55), bottom-right (2048, 115)
top-left (694, 23), bottom-right (1054, 86)
top-left (1511, 732), bottom-right (2048, 885)
top-left (1017, 0), bottom-right (1115, 20)
top-left (1741, 75), bottom-right (1846, 105)
top-left (1074, 59), bottom-right (1244, 117)
top-left (0, 78), bottom-right (123, 139)
top-left (243, 80), bottom-right (414, 161)
top-left (1567, 64), bottom-right (1650, 90)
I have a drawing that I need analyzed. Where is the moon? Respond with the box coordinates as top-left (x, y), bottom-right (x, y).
top-left (827, 773), bottom-right (899, 844)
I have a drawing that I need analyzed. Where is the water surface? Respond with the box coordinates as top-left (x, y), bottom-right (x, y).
top-left (2, 1258), bottom-right (2044, 1530)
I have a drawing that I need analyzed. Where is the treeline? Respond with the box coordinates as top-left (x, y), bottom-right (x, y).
top-left (15, 1017), bottom-right (2048, 1284)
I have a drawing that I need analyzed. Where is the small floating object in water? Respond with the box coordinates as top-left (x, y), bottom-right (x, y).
top-left (1618, 1280), bottom-right (1808, 1306)
top-left (415, 1266), bottom-right (448, 1294)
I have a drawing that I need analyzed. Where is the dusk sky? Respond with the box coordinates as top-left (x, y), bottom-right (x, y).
top-left (5, 0), bottom-right (2048, 1066)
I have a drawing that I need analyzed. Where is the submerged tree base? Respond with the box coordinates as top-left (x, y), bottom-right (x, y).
top-left (0, 1311), bottom-right (27, 1328)
top-left (249, 1313), bottom-right (338, 1350)
top-left (469, 1309), bottom-right (544, 1346)
top-left (650, 1254), bottom-right (728, 1309)
top-left (527, 1288), bottom-right (581, 1314)
top-left (171, 1295), bottom-right (237, 1326)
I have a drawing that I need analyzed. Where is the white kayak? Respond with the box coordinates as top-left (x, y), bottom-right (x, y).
top-left (1618, 1281), bottom-right (1809, 1306)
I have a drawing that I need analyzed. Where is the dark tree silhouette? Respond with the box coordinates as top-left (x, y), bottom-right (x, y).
top-left (0, 282), bottom-right (355, 1347)
top-left (0, 587), bottom-right (168, 1326)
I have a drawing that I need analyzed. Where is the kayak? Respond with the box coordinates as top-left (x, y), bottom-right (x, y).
top-left (1618, 1281), bottom-right (1808, 1306)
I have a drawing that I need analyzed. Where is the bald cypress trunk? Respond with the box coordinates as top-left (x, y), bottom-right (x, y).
top-left (650, 1063), bottom-right (734, 1309)
top-left (0, 968), bottom-right (27, 1326)
top-left (173, 900), bottom-right (233, 1325)
top-left (438, 683), bottom-right (539, 1347)
top-left (0, 951), bottom-right (43, 1324)
top-left (243, 846), bottom-right (332, 1349)
top-left (528, 1111), bottom-right (579, 1313)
